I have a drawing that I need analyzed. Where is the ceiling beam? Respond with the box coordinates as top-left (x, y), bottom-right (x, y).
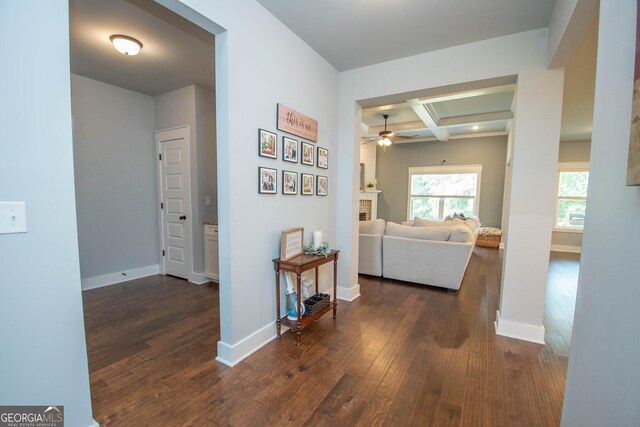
top-left (362, 103), bottom-right (410, 114)
top-left (437, 110), bottom-right (514, 127)
top-left (408, 99), bottom-right (449, 141)
top-left (392, 130), bottom-right (508, 145)
top-left (416, 84), bottom-right (516, 105)
top-left (362, 84), bottom-right (516, 113)
top-left (365, 120), bottom-right (429, 136)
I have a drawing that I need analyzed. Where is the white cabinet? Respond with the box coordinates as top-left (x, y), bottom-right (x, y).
top-left (204, 224), bottom-right (219, 281)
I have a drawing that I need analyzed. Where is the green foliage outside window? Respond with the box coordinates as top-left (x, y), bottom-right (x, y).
top-left (409, 172), bottom-right (478, 220)
top-left (556, 170), bottom-right (589, 228)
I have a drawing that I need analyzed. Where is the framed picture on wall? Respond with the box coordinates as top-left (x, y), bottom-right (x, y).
top-left (301, 173), bottom-right (314, 195)
top-left (317, 147), bottom-right (328, 169)
top-left (282, 137), bottom-right (298, 163)
top-left (316, 175), bottom-right (328, 196)
top-left (259, 129), bottom-right (277, 159)
top-left (258, 167), bottom-right (277, 194)
top-left (301, 141), bottom-right (314, 166)
top-left (282, 170), bottom-right (298, 195)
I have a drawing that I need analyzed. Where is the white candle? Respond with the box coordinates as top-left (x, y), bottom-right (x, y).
top-left (313, 230), bottom-right (323, 249)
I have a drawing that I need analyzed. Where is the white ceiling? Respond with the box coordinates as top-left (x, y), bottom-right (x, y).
top-left (70, 0), bottom-right (215, 96)
top-left (256, 0), bottom-right (557, 71)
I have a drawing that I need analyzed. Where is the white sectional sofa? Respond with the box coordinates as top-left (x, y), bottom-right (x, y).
top-left (358, 217), bottom-right (479, 292)
top-left (358, 219), bottom-right (385, 276)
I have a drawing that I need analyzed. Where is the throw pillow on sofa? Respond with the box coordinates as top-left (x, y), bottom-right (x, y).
top-left (386, 222), bottom-right (451, 241)
top-left (449, 224), bottom-right (472, 242)
top-left (445, 214), bottom-right (480, 229)
top-left (359, 219), bottom-right (385, 235)
top-left (414, 217), bottom-right (452, 227)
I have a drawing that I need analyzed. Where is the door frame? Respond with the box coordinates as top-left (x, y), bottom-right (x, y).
top-left (155, 125), bottom-right (193, 278)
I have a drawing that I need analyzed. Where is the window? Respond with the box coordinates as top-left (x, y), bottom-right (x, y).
top-left (555, 162), bottom-right (589, 232)
top-left (407, 165), bottom-right (482, 221)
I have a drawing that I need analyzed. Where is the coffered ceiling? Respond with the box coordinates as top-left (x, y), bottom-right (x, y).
top-left (361, 83), bottom-right (516, 145)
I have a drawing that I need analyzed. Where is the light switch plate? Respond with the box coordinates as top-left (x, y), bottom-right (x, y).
top-left (205, 196), bottom-right (212, 207)
top-left (0, 202), bottom-right (27, 234)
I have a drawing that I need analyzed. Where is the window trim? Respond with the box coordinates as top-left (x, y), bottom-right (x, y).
top-left (554, 161), bottom-right (589, 233)
top-left (407, 164), bottom-right (482, 221)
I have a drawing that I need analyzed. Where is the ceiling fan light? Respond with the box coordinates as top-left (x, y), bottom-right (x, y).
top-left (110, 35), bottom-right (142, 56)
top-left (377, 139), bottom-right (384, 146)
top-left (383, 138), bottom-right (392, 146)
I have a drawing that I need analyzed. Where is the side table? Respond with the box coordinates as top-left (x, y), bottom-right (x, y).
top-left (272, 250), bottom-right (339, 346)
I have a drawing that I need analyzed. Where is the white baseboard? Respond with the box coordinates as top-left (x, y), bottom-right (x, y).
top-left (206, 273), bottom-right (219, 282)
top-left (337, 283), bottom-right (361, 301)
top-left (81, 264), bottom-right (160, 290)
top-left (499, 242), bottom-right (505, 249)
top-left (494, 310), bottom-right (545, 345)
top-left (189, 272), bottom-right (211, 285)
top-left (215, 322), bottom-right (276, 367)
top-left (550, 244), bottom-right (582, 254)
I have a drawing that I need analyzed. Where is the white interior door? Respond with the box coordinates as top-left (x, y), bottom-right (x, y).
top-left (156, 126), bottom-right (191, 279)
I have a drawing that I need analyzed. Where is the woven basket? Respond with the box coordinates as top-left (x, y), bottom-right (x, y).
top-left (476, 235), bottom-right (501, 248)
top-left (303, 293), bottom-right (330, 316)
top-left (477, 227), bottom-right (502, 248)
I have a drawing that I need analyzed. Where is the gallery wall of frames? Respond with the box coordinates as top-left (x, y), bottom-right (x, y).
top-left (258, 105), bottom-right (328, 197)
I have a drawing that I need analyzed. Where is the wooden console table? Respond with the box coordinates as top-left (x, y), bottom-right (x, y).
top-left (273, 250), bottom-right (339, 346)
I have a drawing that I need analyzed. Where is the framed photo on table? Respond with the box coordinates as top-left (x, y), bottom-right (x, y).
top-left (280, 227), bottom-right (304, 261)
top-left (258, 167), bottom-right (277, 194)
top-left (317, 147), bottom-right (328, 169)
top-left (301, 173), bottom-right (314, 195)
top-left (282, 170), bottom-right (298, 195)
top-left (282, 136), bottom-right (298, 163)
top-left (316, 175), bottom-right (328, 196)
top-left (259, 129), bottom-right (277, 159)
top-left (301, 141), bottom-right (314, 166)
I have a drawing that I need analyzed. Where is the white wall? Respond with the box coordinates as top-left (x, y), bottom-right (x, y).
top-left (500, 126), bottom-right (515, 246)
top-left (71, 74), bottom-right (159, 286)
top-left (158, 0), bottom-right (340, 366)
top-left (338, 30), bottom-right (564, 343)
top-left (561, 1), bottom-right (640, 425)
top-left (359, 142), bottom-right (377, 188)
top-left (0, 1), bottom-right (95, 426)
top-left (154, 84), bottom-right (216, 280)
top-left (498, 65), bottom-right (564, 343)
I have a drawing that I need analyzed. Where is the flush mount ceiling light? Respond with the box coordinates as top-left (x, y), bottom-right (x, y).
top-left (109, 35), bottom-right (142, 56)
top-left (472, 125), bottom-right (480, 131)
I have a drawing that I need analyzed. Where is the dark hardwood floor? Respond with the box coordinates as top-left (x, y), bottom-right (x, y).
top-left (82, 248), bottom-right (579, 426)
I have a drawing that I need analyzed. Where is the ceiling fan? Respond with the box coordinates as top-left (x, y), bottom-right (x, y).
top-left (362, 114), bottom-right (412, 147)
